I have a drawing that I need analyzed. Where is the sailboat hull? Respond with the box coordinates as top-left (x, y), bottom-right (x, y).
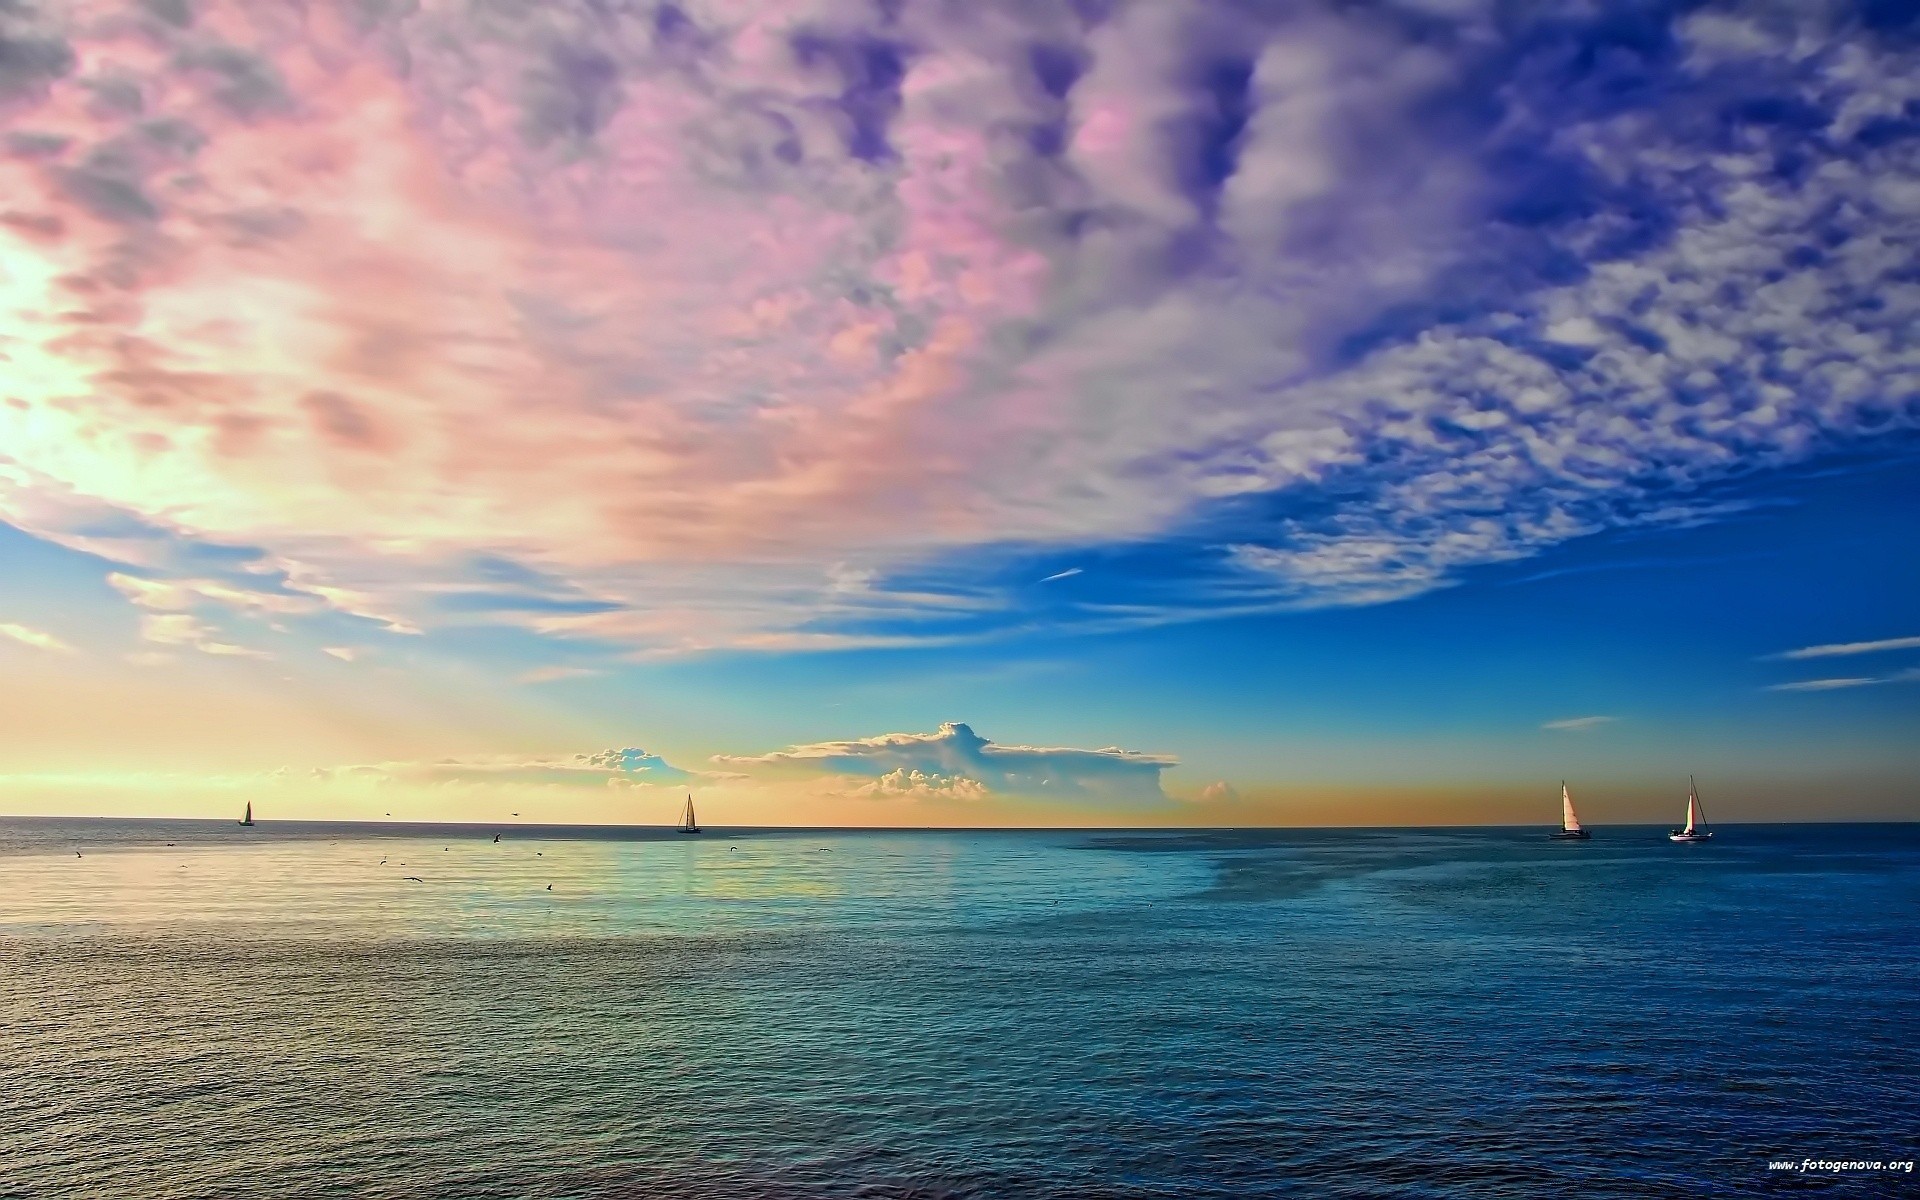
top-left (1668, 831), bottom-right (1713, 842)
top-left (1547, 829), bottom-right (1591, 840)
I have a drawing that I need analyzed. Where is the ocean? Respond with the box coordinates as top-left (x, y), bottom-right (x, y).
top-left (2, 820), bottom-right (1915, 1198)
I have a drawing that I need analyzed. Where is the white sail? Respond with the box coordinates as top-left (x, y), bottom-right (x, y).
top-left (681, 794), bottom-right (697, 832)
top-left (1561, 783), bottom-right (1581, 833)
top-left (1684, 781), bottom-right (1703, 833)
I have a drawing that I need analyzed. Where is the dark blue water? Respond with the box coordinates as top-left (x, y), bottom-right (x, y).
top-left (2, 821), bottom-right (1915, 1198)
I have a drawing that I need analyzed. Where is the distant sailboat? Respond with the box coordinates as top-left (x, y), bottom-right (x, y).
top-left (239, 802), bottom-right (255, 827)
top-left (1669, 777), bottom-right (1714, 843)
top-left (678, 794), bottom-right (701, 835)
top-left (1548, 781), bottom-right (1591, 840)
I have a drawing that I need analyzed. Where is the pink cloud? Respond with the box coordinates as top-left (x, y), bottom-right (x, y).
top-left (4, 2), bottom-right (1899, 655)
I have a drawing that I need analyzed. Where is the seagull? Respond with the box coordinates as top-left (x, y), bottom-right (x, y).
top-left (75, 851), bottom-right (82, 858)
top-left (405, 876), bottom-right (425, 882)
top-left (493, 834), bottom-right (501, 843)
top-left (546, 884), bottom-right (552, 891)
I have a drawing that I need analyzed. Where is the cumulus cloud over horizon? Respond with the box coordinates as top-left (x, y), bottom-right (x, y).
top-left (0, 1), bottom-right (1915, 652)
top-left (716, 720), bottom-right (1178, 803)
top-left (280, 723), bottom-right (1174, 805)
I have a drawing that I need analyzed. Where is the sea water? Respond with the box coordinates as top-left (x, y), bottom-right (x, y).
top-left (1, 820), bottom-right (1915, 1198)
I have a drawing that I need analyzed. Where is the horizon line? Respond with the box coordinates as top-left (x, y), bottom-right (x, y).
top-left (3, 815), bottom-right (1915, 832)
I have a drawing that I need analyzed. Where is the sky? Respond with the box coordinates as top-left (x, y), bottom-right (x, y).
top-left (0, 0), bottom-right (1916, 826)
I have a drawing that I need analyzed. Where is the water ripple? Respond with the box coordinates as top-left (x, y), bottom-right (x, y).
top-left (2, 821), bottom-right (1916, 1198)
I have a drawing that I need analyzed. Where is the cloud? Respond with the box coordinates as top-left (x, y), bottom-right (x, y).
top-left (1039, 568), bottom-right (1083, 583)
top-left (321, 646), bottom-right (360, 662)
top-left (0, 621), bottom-right (73, 653)
top-left (1774, 635), bottom-right (1920, 660)
top-left (107, 572), bottom-right (319, 616)
top-left (1197, 780), bottom-right (1240, 804)
top-left (516, 665), bottom-right (605, 684)
top-left (137, 613), bottom-right (268, 659)
top-left (1769, 669), bottom-right (1920, 693)
top-left (326, 746), bottom-right (697, 790)
top-left (1768, 677), bottom-right (1878, 692)
top-left (716, 720), bottom-right (1176, 803)
top-left (1542, 715), bottom-right (1615, 732)
top-left (854, 768), bottom-right (991, 800)
top-left (0, 2), bottom-right (1913, 653)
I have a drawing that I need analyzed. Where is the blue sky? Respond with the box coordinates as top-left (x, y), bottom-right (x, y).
top-left (0, 0), bottom-right (1915, 822)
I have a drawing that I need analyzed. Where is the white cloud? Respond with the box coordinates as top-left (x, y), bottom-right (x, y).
top-left (1774, 635), bottom-right (1920, 660)
top-left (1768, 669), bottom-right (1920, 693)
top-left (717, 720), bottom-right (1176, 804)
top-left (0, 621), bottom-right (73, 654)
top-left (321, 646), bottom-right (361, 662)
top-left (1197, 780), bottom-right (1241, 803)
top-left (1768, 677), bottom-right (1881, 692)
top-left (855, 768), bottom-right (991, 800)
top-left (1039, 568), bottom-right (1083, 583)
top-left (1542, 716), bottom-right (1615, 732)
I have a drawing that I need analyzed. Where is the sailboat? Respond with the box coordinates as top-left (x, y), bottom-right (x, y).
top-left (239, 801), bottom-right (255, 827)
top-left (1548, 781), bottom-right (1590, 840)
top-left (1668, 777), bottom-right (1714, 843)
top-left (677, 793), bottom-right (701, 835)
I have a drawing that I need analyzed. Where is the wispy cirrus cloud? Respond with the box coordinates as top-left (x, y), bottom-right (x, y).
top-left (516, 666), bottom-right (607, 685)
top-left (1773, 635), bottom-right (1920, 660)
top-left (1767, 677), bottom-right (1881, 692)
top-left (137, 613), bottom-right (268, 659)
top-left (0, 621), bottom-right (74, 654)
top-left (0, 1), bottom-right (1913, 655)
top-left (107, 571), bottom-right (318, 616)
top-left (1542, 716), bottom-right (1615, 732)
top-left (1768, 668), bottom-right (1920, 693)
